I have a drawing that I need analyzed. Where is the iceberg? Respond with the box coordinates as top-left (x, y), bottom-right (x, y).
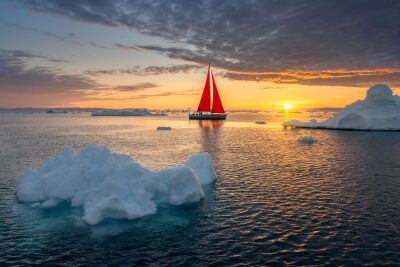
top-left (92, 109), bottom-right (166, 116)
top-left (297, 136), bottom-right (316, 143)
top-left (16, 145), bottom-right (216, 225)
top-left (157, 126), bottom-right (172, 130)
top-left (283, 84), bottom-right (400, 130)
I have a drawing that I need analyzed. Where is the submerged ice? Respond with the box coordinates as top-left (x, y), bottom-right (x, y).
top-left (284, 84), bottom-right (400, 130)
top-left (297, 136), bottom-right (316, 143)
top-left (16, 145), bottom-right (216, 225)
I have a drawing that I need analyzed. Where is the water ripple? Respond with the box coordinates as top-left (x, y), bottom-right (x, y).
top-left (1, 115), bottom-right (400, 265)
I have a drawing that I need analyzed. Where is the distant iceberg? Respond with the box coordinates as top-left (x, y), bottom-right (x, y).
top-left (297, 136), bottom-right (316, 143)
top-left (16, 145), bottom-right (216, 225)
top-left (157, 126), bottom-right (172, 130)
top-left (92, 109), bottom-right (166, 116)
top-left (284, 84), bottom-right (400, 130)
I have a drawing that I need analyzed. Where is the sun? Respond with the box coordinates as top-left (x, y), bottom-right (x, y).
top-left (283, 102), bottom-right (292, 111)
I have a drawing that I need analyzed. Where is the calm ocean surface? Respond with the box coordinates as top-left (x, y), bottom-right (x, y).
top-left (1, 112), bottom-right (400, 266)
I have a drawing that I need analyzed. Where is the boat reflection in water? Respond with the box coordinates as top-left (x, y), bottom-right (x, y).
top-left (197, 120), bottom-right (223, 167)
top-left (198, 120), bottom-right (224, 128)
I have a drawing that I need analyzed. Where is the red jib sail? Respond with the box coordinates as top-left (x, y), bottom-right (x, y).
top-left (197, 67), bottom-right (211, 112)
top-left (211, 72), bottom-right (225, 113)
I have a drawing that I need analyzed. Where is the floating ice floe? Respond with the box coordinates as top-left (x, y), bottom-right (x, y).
top-left (157, 126), bottom-right (172, 130)
top-left (16, 144), bottom-right (216, 225)
top-left (283, 84), bottom-right (400, 130)
top-left (92, 109), bottom-right (166, 116)
top-left (297, 136), bottom-right (316, 143)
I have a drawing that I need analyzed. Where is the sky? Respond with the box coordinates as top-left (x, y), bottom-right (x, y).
top-left (0, 0), bottom-right (399, 110)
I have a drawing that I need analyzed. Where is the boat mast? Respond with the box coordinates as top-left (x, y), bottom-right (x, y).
top-left (208, 63), bottom-right (211, 112)
top-left (196, 64), bottom-right (212, 113)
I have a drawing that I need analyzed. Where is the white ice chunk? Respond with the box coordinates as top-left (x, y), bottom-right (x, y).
top-left (157, 126), bottom-right (172, 130)
top-left (92, 109), bottom-right (166, 117)
top-left (16, 145), bottom-right (216, 224)
top-left (283, 84), bottom-right (400, 130)
top-left (297, 136), bottom-right (316, 143)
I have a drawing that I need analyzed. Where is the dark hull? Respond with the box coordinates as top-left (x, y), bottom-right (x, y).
top-left (189, 113), bottom-right (227, 120)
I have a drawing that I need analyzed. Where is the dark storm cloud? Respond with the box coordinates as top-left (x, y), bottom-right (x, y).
top-left (1, 20), bottom-right (80, 43)
top-left (124, 89), bottom-right (199, 100)
top-left (223, 68), bottom-right (400, 87)
top-left (84, 89), bottom-right (199, 101)
top-left (0, 49), bottom-right (168, 105)
top-left (89, 41), bottom-right (109, 49)
top-left (20, 0), bottom-right (119, 27)
top-left (47, 58), bottom-right (70, 63)
top-left (15, 0), bottom-right (400, 86)
top-left (136, 45), bottom-right (216, 66)
top-left (85, 69), bottom-right (120, 76)
top-left (0, 49), bottom-right (97, 94)
top-left (0, 49), bottom-right (162, 95)
top-left (1, 49), bottom-right (43, 60)
top-left (143, 64), bottom-right (203, 74)
top-left (114, 43), bottom-right (142, 51)
top-left (112, 83), bottom-right (157, 92)
top-left (86, 64), bottom-right (203, 76)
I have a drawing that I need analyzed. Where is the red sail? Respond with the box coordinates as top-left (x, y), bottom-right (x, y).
top-left (211, 73), bottom-right (225, 113)
top-left (197, 68), bottom-right (211, 112)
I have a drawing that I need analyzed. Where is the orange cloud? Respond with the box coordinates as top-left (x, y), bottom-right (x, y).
top-left (223, 67), bottom-right (400, 87)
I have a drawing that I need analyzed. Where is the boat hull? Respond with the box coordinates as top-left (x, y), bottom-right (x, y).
top-left (189, 113), bottom-right (227, 120)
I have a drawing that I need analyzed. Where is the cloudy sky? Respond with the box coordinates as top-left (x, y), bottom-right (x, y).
top-left (1, 0), bottom-right (399, 109)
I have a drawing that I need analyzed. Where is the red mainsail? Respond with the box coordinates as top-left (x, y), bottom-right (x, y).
top-left (211, 72), bottom-right (225, 113)
top-left (197, 67), bottom-right (211, 112)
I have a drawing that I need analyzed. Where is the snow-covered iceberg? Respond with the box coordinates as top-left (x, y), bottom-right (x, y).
top-left (16, 145), bottom-right (216, 225)
top-left (92, 109), bottom-right (166, 116)
top-left (283, 84), bottom-right (400, 130)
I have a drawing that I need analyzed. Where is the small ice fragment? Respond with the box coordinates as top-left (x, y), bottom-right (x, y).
top-left (297, 136), bottom-right (316, 144)
top-left (157, 126), bottom-right (172, 130)
top-left (92, 109), bottom-right (166, 116)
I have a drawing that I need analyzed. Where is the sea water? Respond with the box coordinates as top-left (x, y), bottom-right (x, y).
top-left (1, 112), bottom-right (400, 265)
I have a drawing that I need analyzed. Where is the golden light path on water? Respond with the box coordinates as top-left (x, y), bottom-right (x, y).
top-left (1, 111), bottom-right (400, 265)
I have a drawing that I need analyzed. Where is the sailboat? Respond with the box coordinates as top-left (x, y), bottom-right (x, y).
top-left (189, 65), bottom-right (227, 120)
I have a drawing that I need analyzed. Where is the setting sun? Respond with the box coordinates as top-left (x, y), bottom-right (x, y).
top-left (283, 102), bottom-right (292, 111)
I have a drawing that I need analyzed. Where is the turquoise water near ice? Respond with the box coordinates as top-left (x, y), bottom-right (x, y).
top-left (1, 112), bottom-right (400, 266)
